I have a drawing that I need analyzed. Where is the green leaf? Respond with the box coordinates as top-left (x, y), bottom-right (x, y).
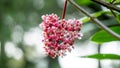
top-left (81, 17), bottom-right (90, 23)
top-left (75, 0), bottom-right (92, 5)
top-left (81, 11), bottom-right (111, 23)
top-left (81, 11), bottom-right (104, 23)
top-left (115, 0), bottom-right (120, 2)
top-left (105, 0), bottom-right (120, 2)
top-left (116, 14), bottom-right (120, 24)
top-left (105, 0), bottom-right (112, 2)
top-left (90, 26), bottom-right (120, 44)
top-left (81, 54), bottom-right (120, 60)
top-left (92, 11), bottom-right (104, 18)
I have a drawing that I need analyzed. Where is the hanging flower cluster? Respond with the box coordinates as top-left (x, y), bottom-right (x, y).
top-left (40, 13), bottom-right (82, 58)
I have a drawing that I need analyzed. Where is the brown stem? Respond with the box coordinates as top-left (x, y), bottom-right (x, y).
top-left (62, 0), bottom-right (68, 19)
top-left (92, 0), bottom-right (120, 12)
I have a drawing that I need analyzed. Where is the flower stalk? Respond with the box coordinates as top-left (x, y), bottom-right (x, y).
top-left (62, 0), bottom-right (68, 19)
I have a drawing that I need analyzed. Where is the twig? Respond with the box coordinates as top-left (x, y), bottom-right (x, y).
top-left (109, 0), bottom-right (116, 17)
top-left (92, 0), bottom-right (120, 12)
top-left (68, 0), bottom-right (120, 40)
top-left (110, 10), bottom-right (116, 17)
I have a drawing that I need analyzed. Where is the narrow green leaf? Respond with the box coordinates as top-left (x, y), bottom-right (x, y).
top-left (81, 11), bottom-right (111, 23)
top-left (81, 17), bottom-right (90, 23)
top-left (92, 11), bottom-right (104, 18)
top-left (105, 0), bottom-right (112, 2)
top-left (90, 26), bottom-right (120, 44)
top-left (75, 0), bottom-right (92, 5)
top-left (81, 54), bottom-right (120, 60)
top-left (116, 14), bottom-right (120, 24)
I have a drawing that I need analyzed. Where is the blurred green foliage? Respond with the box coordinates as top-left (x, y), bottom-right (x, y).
top-left (0, 0), bottom-right (62, 68)
top-left (116, 14), bottom-right (120, 23)
top-left (0, 0), bottom-right (120, 68)
top-left (75, 0), bottom-right (92, 5)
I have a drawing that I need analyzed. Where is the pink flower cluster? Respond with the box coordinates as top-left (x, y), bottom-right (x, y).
top-left (40, 14), bottom-right (82, 58)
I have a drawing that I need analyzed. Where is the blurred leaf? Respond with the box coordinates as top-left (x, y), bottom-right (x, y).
top-left (105, 0), bottom-right (112, 2)
top-left (116, 14), bottom-right (120, 24)
top-left (105, 0), bottom-right (120, 2)
top-left (92, 11), bottom-right (104, 17)
top-left (81, 11), bottom-right (103, 23)
top-left (81, 54), bottom-right (120, 60)
top-left (75, 0), bottom-right (92, 5)
top-left (81, 17), bottom-right (90, 23)
top-left (90, 26), bottom-right (120, 44)
top-left (116, 0), bottom-right (120, 2)
top-left (81, 11), bottom-right (107, 23)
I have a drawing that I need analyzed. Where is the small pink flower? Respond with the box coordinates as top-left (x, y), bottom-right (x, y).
top-left (40, 13), bottom-right (82, 58)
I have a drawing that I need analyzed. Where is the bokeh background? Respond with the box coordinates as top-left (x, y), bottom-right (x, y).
top-left (0, 0), bottom-right (120, 68)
